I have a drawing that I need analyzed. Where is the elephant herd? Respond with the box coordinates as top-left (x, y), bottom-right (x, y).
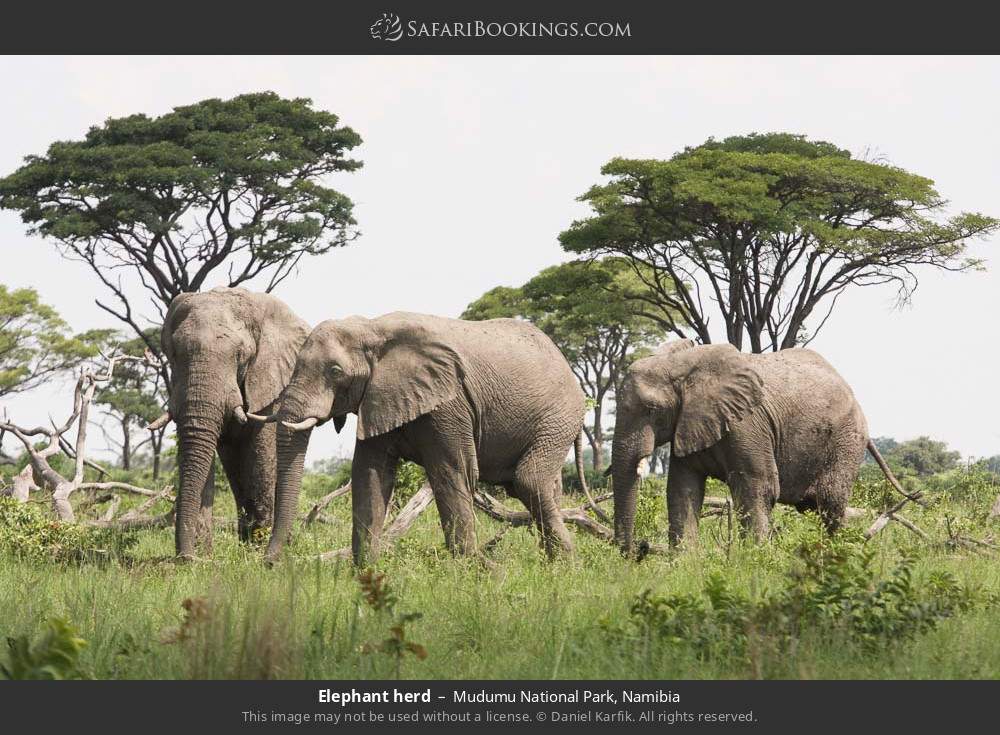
top-left (155, 286), bottom-right (899, 566)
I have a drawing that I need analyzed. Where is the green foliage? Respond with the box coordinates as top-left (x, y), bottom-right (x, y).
top-left (922, 463), bottom-right (999, 506)
top-left (0, 496), bottom-right (138, 562)
top-left (608, 528), bottom-right (983, 662)
top-left (561, 462), bottom-right (608, 494)
top-left (882, 436), bottom-right (961, 477)
top-left (634, 477), bottom-right (666, 540)
top-left (393, 461), bottom-right (426, 510)
top-left (0, 284), bottom-right (109, 397)
top-left (0, 439), bottom-right (998, 680)
top-left (1, 618), bottom-right (89, 680)
top-left (0, 92), bottom-right (363, 347)
top-left (560, 132), bottom-right (1000, 351)
top-left (851, 463), bottom-right (899, 509)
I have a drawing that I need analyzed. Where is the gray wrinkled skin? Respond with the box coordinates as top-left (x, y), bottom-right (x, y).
top-left (611, 340), bottom-right (869, 552)
top-left (161, 287), bottom-right (310, 559)
top-left (268, 312), bottom-right (585, 566)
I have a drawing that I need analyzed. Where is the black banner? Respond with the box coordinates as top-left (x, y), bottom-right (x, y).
top-left (2, 680), bottom-right (998, 732)
top-left (1, 0), bottom-right (998, 54)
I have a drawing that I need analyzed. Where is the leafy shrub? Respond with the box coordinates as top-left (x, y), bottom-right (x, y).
top-left (923, 463), bottom-right (998, 505)
top-left (851, 463), bottom-right (901, 509)
top-left (606, 529), bottom-right (983, 663)
top-left (634, 480), bottom-right (665, 541)
top-left (393, 461), bottom-right (427, 510)
top-left (0, 496), bottom-right (138, 562)
top-left (1, 618), bottom-right (89, 680)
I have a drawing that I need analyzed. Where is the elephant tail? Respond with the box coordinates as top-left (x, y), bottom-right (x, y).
top-left (576, 432), bottom-right (611, 523)
top-left (866, 439), bottom-right (921, 502)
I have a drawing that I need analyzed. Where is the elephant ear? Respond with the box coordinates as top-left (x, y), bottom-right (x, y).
top-left (356, 336), bottom-right (464, 440)
top-left (672, 348), bottom-right (764, 458)
top-left (244, 306), bottom-right (310, 414)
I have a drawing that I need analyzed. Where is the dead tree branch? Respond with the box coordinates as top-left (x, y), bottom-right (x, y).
top-left (0, 350), bottom-right (165, 521)
top-left (865, 491), bottom-right (928, 541)
top-left (303, 481), bottom-right (351, 526)
top-left (315, 484), bottom-right (434, 562)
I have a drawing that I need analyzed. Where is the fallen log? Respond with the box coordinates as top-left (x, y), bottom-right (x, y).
top-left (85, 508), bottom-right (175, 530)
top-left (865, 492), bottom-right (927, 541)
top-left (303, 481), bottom-right (351, 526)
top-left (471, 489), bottom-right (669, 556)
top-left (315, 484), bottom-right (433, 563)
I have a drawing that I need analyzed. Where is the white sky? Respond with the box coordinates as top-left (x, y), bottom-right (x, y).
top-left (2, 56), bottom-right (999, 464)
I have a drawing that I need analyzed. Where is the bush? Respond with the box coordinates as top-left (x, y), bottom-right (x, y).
top-left (393, 462), bottom-right (426, 510)
top-left (0, 496), bottom-right (138, 562)
top-left (923, 463), bottom-right (999, 505)
top-left (605, 527), bottom-right (984, 663)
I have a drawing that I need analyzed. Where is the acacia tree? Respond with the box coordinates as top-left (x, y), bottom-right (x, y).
top-left (560, 132), bottom-right (999, 352)
top-left (0, 92), bottom-right (362, 361)
top-left (0, 284), bottom-right (108, 463)
top-left (463, 258), bottom-right (665, 471)
top-left (0, 284), bottom-right (107, 398)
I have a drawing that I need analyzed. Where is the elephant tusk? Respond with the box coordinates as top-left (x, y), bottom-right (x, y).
top-left (281, 417), bottom-right (319, 432)
top-left (637, 456), bottom-right (651, 479)
top-left (146, 411), bottom-right (172, 431)
top-left (246, 412), bottom-right (278, 424)
top-left (232, 405), bottom-right (248, 425)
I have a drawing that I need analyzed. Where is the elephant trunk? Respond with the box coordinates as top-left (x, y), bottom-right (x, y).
top-left (173, 366), bottom-right (243, 559)
top-left (174, 400), bottom-right (225, 559)
top-left (611, 423), bottom-right (656, 555)
top-left (264, 392), bottom-right (313, 563)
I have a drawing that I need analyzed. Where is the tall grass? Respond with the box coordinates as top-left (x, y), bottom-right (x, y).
top-left (1, 464), bottom-right (999, 679)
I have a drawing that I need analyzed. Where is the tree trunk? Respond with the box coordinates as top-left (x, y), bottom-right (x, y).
top-left (151, 431), bottom-right (162, 480)
top-left (121, 417), bottom-right (131, 470)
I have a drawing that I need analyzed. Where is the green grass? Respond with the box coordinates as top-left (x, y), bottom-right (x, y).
top-left (1, 466), bottom-right (999, 680)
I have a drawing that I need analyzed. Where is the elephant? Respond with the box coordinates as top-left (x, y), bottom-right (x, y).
top-left (158, 287), bottom-right (311, 559)
top-left (254, 311), bottom-right (586, 566)
top-left (610, 339), bottom-right (900, 553)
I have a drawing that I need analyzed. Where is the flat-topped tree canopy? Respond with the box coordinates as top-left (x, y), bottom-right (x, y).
top-left (0, 91), bottom-right (362, 356)
top-left (560, 132), bottom-right (999, 352)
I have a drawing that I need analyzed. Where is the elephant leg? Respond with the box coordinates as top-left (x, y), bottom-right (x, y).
top-left (351, 436), bottom-right (398, 567)
top-left (727, 463), bottom-right (779, 541)
top-left (404, 408), bottom-right (482, 557)
top-left (811, 468), bottom-right (853, 535)
top-left (513, 461), bottom-right (574, 559)
top-left (239, 426), bottom-right (277, 540)
top-left (424, 463), bottom-right (479, 557)
top-left (666, 459), bottom-right (706, 547)
top-left (195, 458), bottom-right (216, 554)
top-left (217, 444), bottom-right (250, 541)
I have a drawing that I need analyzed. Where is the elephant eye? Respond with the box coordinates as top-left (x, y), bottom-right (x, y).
top-left (329, 364), bottom-right (344, 376)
